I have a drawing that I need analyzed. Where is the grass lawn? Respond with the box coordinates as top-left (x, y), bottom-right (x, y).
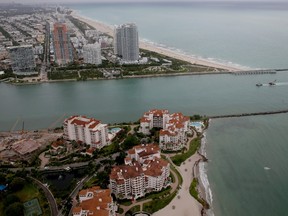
top-left (14, 183), bottom-right (39, 201)
top-left (143, 191), bottom-right (177, 213)
top-left (170, 164), bottom-right (183, 185)
top-left (128, 205), bottom-right (140, 213)
top-left (137, 187), bottom-right (171, 202)
top-left (189, 178), bottom-right (210, 209)
top-left (171, 137), bottom-right (201, 166)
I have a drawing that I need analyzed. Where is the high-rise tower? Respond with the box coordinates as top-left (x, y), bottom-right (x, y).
top-left (114, 23), bottom-right (139, 62)
top-left (53, 23), bottom-right (73, 65)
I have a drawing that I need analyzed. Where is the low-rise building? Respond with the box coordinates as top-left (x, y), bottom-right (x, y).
top-left (63, 116), bottom-right (109, 149)
top-left (73, 186), bottom-right (117, 216)
top-left (110, 144), bottom-right (170, 200)
top-left (126, 144), bottom-right (160, 164)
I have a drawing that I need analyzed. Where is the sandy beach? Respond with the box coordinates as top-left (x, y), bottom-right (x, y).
top-left (72, 13), bottom-right (241, 72)
top-left (153, 153), bottom-right (203, 216)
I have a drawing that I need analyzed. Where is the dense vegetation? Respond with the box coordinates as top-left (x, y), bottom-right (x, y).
top-left (171, 137), bottom-right (201, 166)
top-left (0, 171), bottom-right (50, 216)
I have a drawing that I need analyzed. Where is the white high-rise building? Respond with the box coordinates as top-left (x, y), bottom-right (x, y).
top-left (114, 23), bottom-right (139, 62)
top-left (82, 43), bottom-right (102, 65)
top-left (63, 115), bottom-right (109, 149)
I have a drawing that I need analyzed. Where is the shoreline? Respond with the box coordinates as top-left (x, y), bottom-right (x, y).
top-left (2, 71), bottom-right (231, 86)
top-left (71, 12), bottom-right (242, 72)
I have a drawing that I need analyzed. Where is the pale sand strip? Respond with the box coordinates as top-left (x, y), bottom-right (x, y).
top-left (153, 153), bottom-right (203, 216)
top-left (72, 13), bottom-right (241, 72)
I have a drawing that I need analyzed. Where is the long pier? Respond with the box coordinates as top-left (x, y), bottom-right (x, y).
top-left (209, 109), bottom-right (288, 119)
top-left (231, 68), bottom-right (288, 75)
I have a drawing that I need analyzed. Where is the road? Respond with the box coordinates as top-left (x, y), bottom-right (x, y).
top-left (28, 176), bottom-right (58, 216)
top-left (57, 175), bottom-right (91, 216)
top-left (39, 22), bottom-right (50, 81)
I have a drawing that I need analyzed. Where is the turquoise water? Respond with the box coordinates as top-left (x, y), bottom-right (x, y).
top-left (190, 122), bottom-right (203, 128)
top-left (109, 128), bottom-right (121, 133)
top-left (70, 2), bottom-right (288, 69)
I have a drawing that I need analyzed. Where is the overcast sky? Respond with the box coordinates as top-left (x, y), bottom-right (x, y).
top-left (0, 0), bottom-right (285, 3)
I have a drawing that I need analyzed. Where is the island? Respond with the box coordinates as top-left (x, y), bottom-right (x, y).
top-left (0, 109), bottom-right (209, 216)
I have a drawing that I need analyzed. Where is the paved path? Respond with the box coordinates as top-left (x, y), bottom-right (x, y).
top-left (28, 176), bottom-right (58, 216)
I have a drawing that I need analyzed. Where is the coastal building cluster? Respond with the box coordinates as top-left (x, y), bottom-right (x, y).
top-left (73, 186), bottom-right (117, 216)
top-left (0, 4), bottom-right (186, 83)
top-left (0, 7), bottom-right (49, 73)
top-left (110, 144), bottom-right (170, 199)
top-left (139, 109), bottom-right (190, 151)
top-left (0, 4), bottom-right (141, 77)
top-left (63, 115), bottom-right (110, 149)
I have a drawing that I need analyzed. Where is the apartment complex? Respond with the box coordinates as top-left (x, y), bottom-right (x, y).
top-left (110, 144), bottom-right (170, 200)
top-left (139, 110), bottom-right (190, 151)
top-left (63, 116), bottom-right (109, 149)
top-left (53, 23), bottom-right (73, 65)
top-left (114, 23), bottom-right (139, 62)
top-left (8, 45), bottom-right (36, 75)
top-left (83, 43), bottom-right (102, 65)
top-left (72, 186), bottom-right (117, 216)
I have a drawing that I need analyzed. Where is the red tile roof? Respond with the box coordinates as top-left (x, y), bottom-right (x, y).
top-left (74, 186), bottom-right (113, 216)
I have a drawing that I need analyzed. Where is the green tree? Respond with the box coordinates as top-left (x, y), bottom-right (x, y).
top-left (9, 177), bottom-right (25, 192)
top-left (115, 151), bottom-right (126, 165)
top-left (5, 202), bottom-right (24, 216)
top-left (122, 135), bottom-right (140, 150)
top-left (3, 194), bottom-right (20, 206)
top-left (0, 173), bottom-right (6, 184)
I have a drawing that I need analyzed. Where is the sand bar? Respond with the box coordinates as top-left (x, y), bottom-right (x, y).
top-left (72, 13), bottom-right (242, 72)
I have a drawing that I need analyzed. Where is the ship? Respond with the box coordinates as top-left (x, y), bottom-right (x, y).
top-left (269, 80), bottom-right (276, 86)
top-left (256, 83), bottom-right (263, 87)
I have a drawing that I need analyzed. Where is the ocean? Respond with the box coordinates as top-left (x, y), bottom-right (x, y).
top-left (1, 2), bottom-right (288, 216)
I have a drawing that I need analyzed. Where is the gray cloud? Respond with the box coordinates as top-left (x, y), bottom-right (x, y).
top-left (0, 0), bottom-right (284, 3)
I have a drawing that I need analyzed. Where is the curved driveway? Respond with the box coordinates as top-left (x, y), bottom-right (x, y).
top-left (28, 176), bottom-right (58, 216)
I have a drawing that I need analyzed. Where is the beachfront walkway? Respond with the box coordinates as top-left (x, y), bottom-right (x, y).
top-left (153, 153), bottom-right (202, 216)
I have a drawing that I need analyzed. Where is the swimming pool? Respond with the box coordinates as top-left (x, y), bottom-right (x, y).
top-left (190, 122), bottom-right (203, 128)
top-left (109, 127), bottom-right (121, 133)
